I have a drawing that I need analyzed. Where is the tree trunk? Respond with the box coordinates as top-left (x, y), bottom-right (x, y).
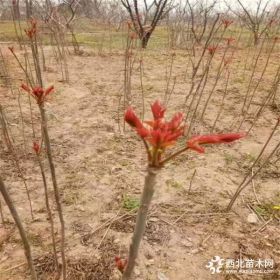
top-left (141, 33), bottom-right (152, 49)
top-left (39, 105), bottom-right (67, 280)
top-left (13, 1), bottom-right (20, 20)
top-left (25, 0), bottom-right (31, 19)
top-left (122, 167), bottom-right (159, 280)
top-left (253, 32), bottom-right (259, 46)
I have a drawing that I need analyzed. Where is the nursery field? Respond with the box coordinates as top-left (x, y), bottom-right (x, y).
top-left (0, 6), bottom-right (280, 280)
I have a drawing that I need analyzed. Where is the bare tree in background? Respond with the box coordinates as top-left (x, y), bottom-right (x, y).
top-left (90, 0), bottom-right (126, 29)
top-left (12, 0), bottom-right (21, 20)
top-left (121, 0), bottom-right (174, 48)
top-left (186, 0), bottom-right (218, 44)
top-left (166, 1), bottom-right (190, 48)
top-left (44, 0), bottom-right (81, 54)
top-left (0, 0), bottom-right (12, 19)
top-left (74, 0), bottom-right (102, 19)
top-left (228, 0), bottom-right (279, 45)
top-left (63, 0), bottom-right (82, 54)
top-left (25, 0), bottom-right (32, 18)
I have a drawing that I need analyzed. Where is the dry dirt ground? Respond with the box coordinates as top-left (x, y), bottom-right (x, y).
top-left (0, 42), bottom-right (279, 280)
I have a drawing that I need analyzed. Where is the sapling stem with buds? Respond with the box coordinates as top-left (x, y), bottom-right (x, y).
top-left (120, 100), bottom-right (245, 278)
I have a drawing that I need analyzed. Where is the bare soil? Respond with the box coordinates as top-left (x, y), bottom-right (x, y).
top-left (0, 44), bottom-right (279, 280)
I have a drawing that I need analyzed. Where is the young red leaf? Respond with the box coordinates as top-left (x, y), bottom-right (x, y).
top-left (151, 100), bottom-right (166, 120)
top-left (21, 83), bottom-right (31, 93)
top-left (124, 107), bottom-right (143, 128)
top-left (187, 133), bottom-right (246, 153)
top-left (45, 85), bottom-right (54, 96)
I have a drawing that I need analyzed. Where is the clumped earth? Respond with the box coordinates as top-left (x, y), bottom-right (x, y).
top-left (0, 44), bottom-right (279, 280)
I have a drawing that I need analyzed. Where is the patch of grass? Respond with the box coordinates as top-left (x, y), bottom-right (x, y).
top-left (243, 153), bottom-right (256, 163)
top-left (119, 159), bottom-right (132, 167)
top-left (27, 232), bottom-right (43, 247)
top-left (143, 84), bottom-right (155, 92)
top-left (166, 178), bottom-right (183, 189)
top-left (254, 205), bottom-right (268, 217)
top-left (122, 195), bottom-right (140, 211)
top-left (253, 203), bottom-right (280, 220)
top-left (0, 21), bottom-right (18, 41)
top-left (63, 191), bottom-right (80, 206)
top-left (223, 152), bottom-right (235, 165)
top-left (240, 153), bottom-right (257, 171)
top-left (234, 76), bottom-right (245, 84)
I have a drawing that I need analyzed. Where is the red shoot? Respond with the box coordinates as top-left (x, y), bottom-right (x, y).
top-left (21, 84), bottom-right (54, 105)
top-left (207, 46), bottom-right (218, 56)
top-left (33, 141), bottom-right (40, 154)
top-left (225, 37), bottom-right (235, 46)
top-left (25, 19), bottom-right (37, 39)
top-left (222, 19), bottom-right (233, 28)
top-left (125, 100), bottom-right (184, 166)
top-left (125, 101), bottom-right (246, 167)
top-left (115, 256), bottom-right (127, 274)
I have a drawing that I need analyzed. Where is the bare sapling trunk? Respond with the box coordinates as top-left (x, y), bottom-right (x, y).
top-left (39, 105), bottom-right (66, 280)
top-left (0, 176), bottom-right (37, 280)
top-left (35, 153), bottom-right (59, 269)
top-left (122, 167), bottom-right (158, 279)
top-left (25, 19), bottom-right (67, 277)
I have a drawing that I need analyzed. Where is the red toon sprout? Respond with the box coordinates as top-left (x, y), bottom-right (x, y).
top-left (21, 84), bottom-right (54, 104)
top-left (115, 256), bottom-right (127, 274)
top-left (125, 101), bottom-right (246, 167)
top-left (207, 46), bottom-right (218, 56)
top-left (222, 19), bottom-right (233, 28)
top-left (25, 18), bottom-right (37, 39)
top-left (129, 101), bottom-right (184, 149)
top-left (33, 141), bottom-right (40, 154)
